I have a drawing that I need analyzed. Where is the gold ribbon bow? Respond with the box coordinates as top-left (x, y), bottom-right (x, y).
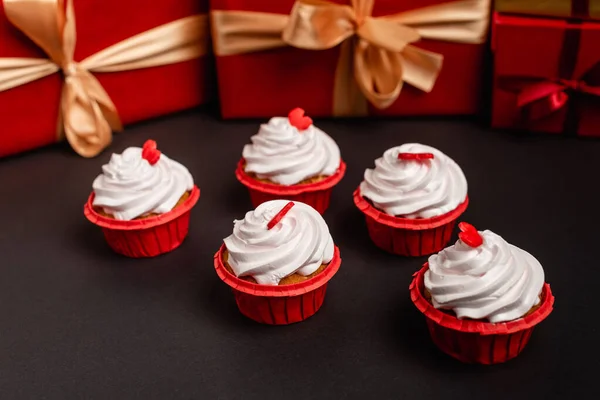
top-left (212, 0), bottom-right (490, 116)
top-left (0, 0), bottom-right (208, 157)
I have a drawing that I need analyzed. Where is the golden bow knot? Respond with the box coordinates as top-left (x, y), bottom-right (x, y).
top-left (282, 0), bottom-right (424, 111)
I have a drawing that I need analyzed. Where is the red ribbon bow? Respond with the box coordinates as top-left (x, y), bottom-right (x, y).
top-left (500, 62), bottom-right (600, 123)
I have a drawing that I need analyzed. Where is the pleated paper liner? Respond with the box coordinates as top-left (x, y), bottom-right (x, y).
top-left (235, 158), bottom-right (346, 214)
top-left (410, 263), bottom-right (555, 364)
top-left (214, 244), bottom-right (342, 325)
top-left (84, 186), bottom-right (200, 258)
top-left (353, 188), bottom-right (469, 256)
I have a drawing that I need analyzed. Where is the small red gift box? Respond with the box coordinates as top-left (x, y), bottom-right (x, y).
top-left (211, 0), bottom-right (491, 119)
top-left (0, 0), bottom-right (212, 158)
top-left (491, 12), bottom-right (600, 137)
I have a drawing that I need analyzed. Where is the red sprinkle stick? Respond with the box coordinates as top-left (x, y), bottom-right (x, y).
top-left (267, 202), bottom-right (295, 230)
top-left (398, 152), bottom-right (434, 161)
top-left (458, 222), bottom-right (483, 248)
top-left (141, 139), bottom-right (161, 165)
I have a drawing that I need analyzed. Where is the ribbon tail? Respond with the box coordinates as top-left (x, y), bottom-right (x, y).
top-left (0, 58), bottom-right (58, 91)
top-left (401, 45), bottom-right (443, 93)
top-left (332, 38), bottom-right (368, 116)
top-left (61, 73), bottom-right (120, 158)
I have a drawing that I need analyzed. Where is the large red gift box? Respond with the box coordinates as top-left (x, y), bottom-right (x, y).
top-left (211, 0), bottom-right (491, 119)
top-left (0, 0), bottom-right (211, 158)
top-left (491, 13), bottom-right (600, 137)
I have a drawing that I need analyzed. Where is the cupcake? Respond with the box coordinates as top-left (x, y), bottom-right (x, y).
top-left (353, 143), bottom-right (468, 256)
top-left (410, 223), bottom-right (554, 364)
top-left (214, 200), bottom-right (341, 325)
top-left (84, 140), bottom-right (200, 258)
top-left (235, 107), bottom-right (346, 214)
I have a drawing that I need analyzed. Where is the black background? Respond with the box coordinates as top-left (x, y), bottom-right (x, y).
top-left (1, 110), bottom-right (599, 399)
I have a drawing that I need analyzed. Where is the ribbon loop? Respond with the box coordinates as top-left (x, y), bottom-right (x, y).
top-left (353, 41), bottom-right (403, 109)
top-left (282, 0), bottom-right (356, 50)
top-left (4, 0), bottom-right (67, 65)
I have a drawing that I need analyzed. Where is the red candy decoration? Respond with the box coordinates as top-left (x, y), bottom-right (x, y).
top-left (398, 152), bottom-right (435, 161)
top-left (267, 202), bottom-right (295, 230)
top-left (288, 107), bottom-right (313, 131)
top-left (458, 222), bottom-right (483, 247)
top-left (142, 139), bottom-right (161, 165)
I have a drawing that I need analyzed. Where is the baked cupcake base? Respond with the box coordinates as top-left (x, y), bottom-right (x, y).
top-left (84, 186), bottom-right (200, 258)
top-left (353, 188), bottom-right (469, 256)
top-left (410, 263), bottom-right (554, 364)
top-left (94, 191), bottom-right (191, 219)
top-left (236, 158), bottom-right (346, 214)
top-left (222, 250), bottom-right (327, 285)
top-left (214, 244), bottom-right (341, 325)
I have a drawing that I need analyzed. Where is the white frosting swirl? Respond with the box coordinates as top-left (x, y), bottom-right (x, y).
top-left (425, 230), bottom-right (545, 323)
top-left (92, 147), bottom-right (194, 221)
top-left (223, 200), bottom-right (335, 286)
top-left (359, 143), bottom-right (467, 218)
top-left (242, 117), bottom-right (341, 185)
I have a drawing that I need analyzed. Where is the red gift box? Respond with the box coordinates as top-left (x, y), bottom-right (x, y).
top-left (211, 0), bottom-right (491, 119)
top-left (491, 12), bottom-right (600, 137)
top-left (0, 0), bottom-right (211, 158)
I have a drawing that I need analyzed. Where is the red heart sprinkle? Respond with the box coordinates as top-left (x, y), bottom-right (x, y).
top-left (398, 152), bottom-right (434, 161)
top-left (288, 107), bottom-right (313, 131)
top-left (141, 139), bottom-right (161, 165)
top-left (267, 202), bottom-right (295, 230)
top-left (458, 222), bottom-right (483, 248)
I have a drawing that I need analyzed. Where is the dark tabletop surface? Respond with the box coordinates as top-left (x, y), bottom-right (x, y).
top-left (1, 109), bottom-right (599, 399)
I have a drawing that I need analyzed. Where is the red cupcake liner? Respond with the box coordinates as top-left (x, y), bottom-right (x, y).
top-left (235, 159), bottom-right (346, 214)
top-left (353, 188), bottom-right (469, 256)
top-left (410, 263), bottom-right (555, 364)
top-left (214, 244), bottom-right (341, 325)
top-left (84, 186), bottom-right (201, 258)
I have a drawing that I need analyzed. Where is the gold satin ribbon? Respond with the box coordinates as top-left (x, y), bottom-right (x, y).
top-left (0, 0), bottom-right (209, 157)
top-left (212, 0), bottom-right (490, 116)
